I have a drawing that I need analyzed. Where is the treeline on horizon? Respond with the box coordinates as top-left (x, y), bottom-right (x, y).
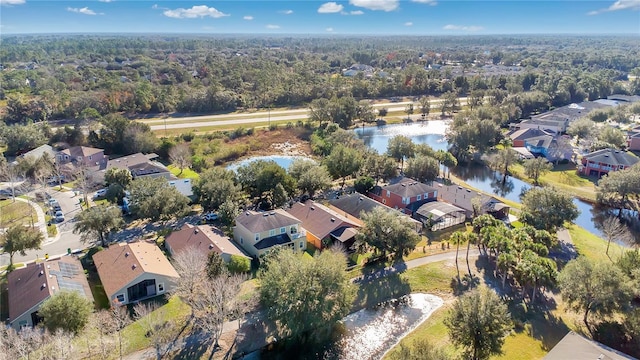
top-left (1, 35), bottom-right (639, 124)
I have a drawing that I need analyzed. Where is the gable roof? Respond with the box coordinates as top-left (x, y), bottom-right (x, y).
top-left (59, 146), bottom-right (104, 158)
top-left (381, 178), bottom-right (437, 199)
top-left (165, 224), bottom-right (248, 258)
top-left (328, 193), bottom-right (421, 229)
top-left (509, 128), bottom-right (554, 142)
top-left (544, 331), bottom-right (635, 360)
top-left (128, 161), bottom-right (170, 177)
top-left (235, 209), bottom-right (300, 234)
top-left (104, 153), bottom-right (160, 172)
top-left (436, 184), bottom-right (502, 214)
top-left (286, 200), bottom-right (360, 240)
top-left (583, 148), bottom-right (639, 167)
top-left (524, 134), bottom-right (554, 149)
top-left (93, 241), bottom-right (179, 298)
top-left (19, 144), bottom-right (55, 160)
top-left (8, 256), bottom-right (93, 323)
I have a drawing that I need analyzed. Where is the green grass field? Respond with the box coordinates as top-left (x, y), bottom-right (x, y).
top-left (167, 165), bottom-right (200, 180)
top-left (510, 163), bottom-right (597, 202)
top-left (0, 199), bottom-right (37, 227)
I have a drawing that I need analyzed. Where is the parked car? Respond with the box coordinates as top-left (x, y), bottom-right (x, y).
top-left (203, 212), bottom-right (219, 222)
top-left (54, 211), bottom-right (64, 223)
top-left (93, 189), bottom-right (107, 199)
top-left (48, 198), bottom-right (59, 206)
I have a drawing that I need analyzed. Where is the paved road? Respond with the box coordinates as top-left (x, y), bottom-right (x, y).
top-left (143, 97), bottom-right (469, 131)
top-left (0, 189), bottom-right (84, 267)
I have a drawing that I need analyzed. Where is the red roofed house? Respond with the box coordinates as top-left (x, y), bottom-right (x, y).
top-left (165, 224), bottom-right (249, 262)
top-left (580, 148), bottom-right (639, 177)
top-left (368, 177), bottom-right (438, 215)
top-left (93, 241), bottom-right (179, 305)
top-left (7, 256), bottom-right (93, 330)
top-left (286, 200), bottom-right (361, 251)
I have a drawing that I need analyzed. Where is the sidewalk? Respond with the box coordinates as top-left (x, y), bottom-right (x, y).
top-left (10, 197), bottom-right (55, 242)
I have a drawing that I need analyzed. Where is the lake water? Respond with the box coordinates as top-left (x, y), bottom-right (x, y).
top-left (249, 293), bottom-right (444, 360)
top-left (227, 155), bottom-right (311, 171)
top-left (354, 122), bottom-right (639, 243)
top-left (354, 121), bottom-right (450, 154)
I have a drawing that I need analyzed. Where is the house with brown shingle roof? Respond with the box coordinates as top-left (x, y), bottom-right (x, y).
top-left (56, 146), bottom-right (107, 167)
top-left (233, 209), bottom-right (306, 258)
top-left (286, 200), bottom-right (361, 251)
top-left (93, 241), bottom-right (179, 305)
top-left (165, 224), bottom-right (249, 262)
top-left (7, 256), bottom-right (93, 330)
top-left (579, 148), bottom-right (639, 177)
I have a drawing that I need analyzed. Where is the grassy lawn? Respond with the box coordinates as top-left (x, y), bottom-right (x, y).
top-left (167, 165), bottom-right (200, 179)
top-left (121, 296), bottom-right (191, 353)
top-left (0, 199), bottom-right (37, 227)
top-left (510, 163), bottom-right (597, 202)
top-left (157, 119), bottom-right (295, 136)
top-left (568, 224), bottom-right (627, 262)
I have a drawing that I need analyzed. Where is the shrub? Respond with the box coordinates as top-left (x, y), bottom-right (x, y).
top-left (227, 254), bottom-right (251, 273)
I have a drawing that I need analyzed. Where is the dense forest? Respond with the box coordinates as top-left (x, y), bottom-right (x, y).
top-left (1, 35), bottom-right (639, 124)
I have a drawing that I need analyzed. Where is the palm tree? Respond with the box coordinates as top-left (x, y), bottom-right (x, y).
top-left (465, 233), bottom-right (478, 278)
top-left (497, 252), bottom-right (516, 289)
top-left (450, 231), bottom-right (467, 282)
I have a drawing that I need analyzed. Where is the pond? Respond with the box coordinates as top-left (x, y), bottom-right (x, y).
top-left (227, 155), bottom-right (312, 172)
top-left (354, 120), bottom-right (450, 154)
top-left (248, 293), bottom-right (444, 360)
top-left (353, 122), bottom-right (639, 244)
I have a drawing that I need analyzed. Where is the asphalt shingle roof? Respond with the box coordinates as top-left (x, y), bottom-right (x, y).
top-left (235, 209), bottom-right (301, 234)
top-left (583, 148), bottom-right (639, 167)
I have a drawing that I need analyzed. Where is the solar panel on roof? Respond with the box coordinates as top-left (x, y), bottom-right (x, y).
top-left (57, 279), bottom-right (86, 297)
top-left (58, 262), bottom-right (80, 277)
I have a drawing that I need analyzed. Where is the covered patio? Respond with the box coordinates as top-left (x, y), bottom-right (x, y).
top-left (415, 202), bottom-right (466, 231)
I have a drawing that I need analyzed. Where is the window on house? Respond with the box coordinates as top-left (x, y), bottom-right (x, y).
top-left (299, 242), bottom-right (304, 248)
top-left (424, 192), bottom-right (428, 198)
top-left (240, 238), bottom-right (244, 244)
top-left (88, 155), bottom-right (92, 160)
top-left (116, 294), bottom-right (125, 303)
top-left (255, 234), bottom-right (260, 241)
top-left (280, 227), bottom-right (286, 234)
top-left (386, 190), bottom-right (391, 197)
top-left (269, 229), bottom-right (275, 236)
top-left (158, 283), bottom-right (164, 292)
top-left (417, 194), bottom-right (421, 201)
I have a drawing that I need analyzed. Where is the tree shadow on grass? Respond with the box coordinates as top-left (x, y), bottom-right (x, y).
top-left (234, 312), bottom-right (279, 356)
top-left (510, 301), bottom-right (570, 352)
top-left (353, 272), bottom-right (411, 310)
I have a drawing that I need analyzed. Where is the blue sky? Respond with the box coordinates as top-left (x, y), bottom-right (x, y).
top-left (1, 0), bottom-right (639, 35)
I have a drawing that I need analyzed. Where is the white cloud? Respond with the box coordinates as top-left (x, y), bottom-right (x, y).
top-left (349, 0), bottom-right (398, 12)
top-left (443, 24), bottom-right (484, 31)
top-left (280, 9), bottom-right (293, 15)
top-left (243, 15), bottom-right (253, 20)
top-left (163, 5), bottom-right (229, 19)
top-left (411, 0), bottom-right (437, 4)
top-left (404, 21), bottom-right (413, 26)
top-left (588, 0), bottom-right (640, 15)
top-left (67, 7), bottom-right (102, 15)
top-left (350, 10), bottom-right (364, 15)
top-left (0, 0), bottom-right (26, 5)
top-left (318, 2), bottom-right (344, 13)
top-left (326, 27), bottom-right (334, 32)
top-left (266, 24), bottom-right (280, 29)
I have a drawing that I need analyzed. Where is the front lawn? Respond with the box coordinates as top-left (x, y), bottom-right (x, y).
top-left (568, 224), bottom-right (627, 262)
top-left (0, 199), bottom-right (37, 227)
top-left (167, 165), bottom-right (200, 180)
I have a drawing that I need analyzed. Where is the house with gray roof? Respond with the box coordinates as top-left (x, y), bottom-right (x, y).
top-left (233, 210), bottom-right (306, 258)
top-left (328, 193), bottom-right (422, 233)
top-left (580, 148), bottom-right (639, 177)
top-left (544, 331), bottom-right (635, 360)
top-left (435, 183), bottom-right (509, 220)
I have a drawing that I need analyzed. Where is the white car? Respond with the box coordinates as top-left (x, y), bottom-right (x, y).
top-left (93, 189), bottom-right (107, 199)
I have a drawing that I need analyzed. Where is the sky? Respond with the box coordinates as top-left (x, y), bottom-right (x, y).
top-left (0, 0), bottom-right (639, 35)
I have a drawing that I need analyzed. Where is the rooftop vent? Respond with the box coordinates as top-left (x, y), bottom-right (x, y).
top-left (39, 270), bottom-right (44, 276)
top-left (330, 218), bottom-right (335, 222)
top-left (209, 244), bottom-right (214, 250)
top-left (132, 264), bottom-right (137, 270)
top-left (270, 212), bottom-right (275, 215)
top-left (246, 212), bottom-right (250, 216)
top-left (263, 213), bottom-right (269, 217)
top-left (458, 186), bottom-right (463, 190)
top-left (125, 252), bottom-right (129, 257)
top-left (194, 229), bottom-right (199, 234)
top-left (41, 283), bottom-right (46, 289)
top-left (359, 197), bottom-right (363, 201)
top-left (310, 206), bottom-right (315, 210)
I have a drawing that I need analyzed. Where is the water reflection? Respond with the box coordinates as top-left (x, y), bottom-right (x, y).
top-left (354, 121), bottom-right (451, 154)
top-left (227, 155), bottom-right (312, 171)
top-left (254, 294), bottom-right (444, 360)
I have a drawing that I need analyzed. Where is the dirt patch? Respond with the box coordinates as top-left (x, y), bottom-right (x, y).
top-left (225, 127), bottom-right (313, 157)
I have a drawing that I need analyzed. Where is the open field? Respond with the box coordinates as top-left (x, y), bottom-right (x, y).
top-left (0, 199), bottom-right (37, 227)
top-left (510, 163), bottom-right (597, 202)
